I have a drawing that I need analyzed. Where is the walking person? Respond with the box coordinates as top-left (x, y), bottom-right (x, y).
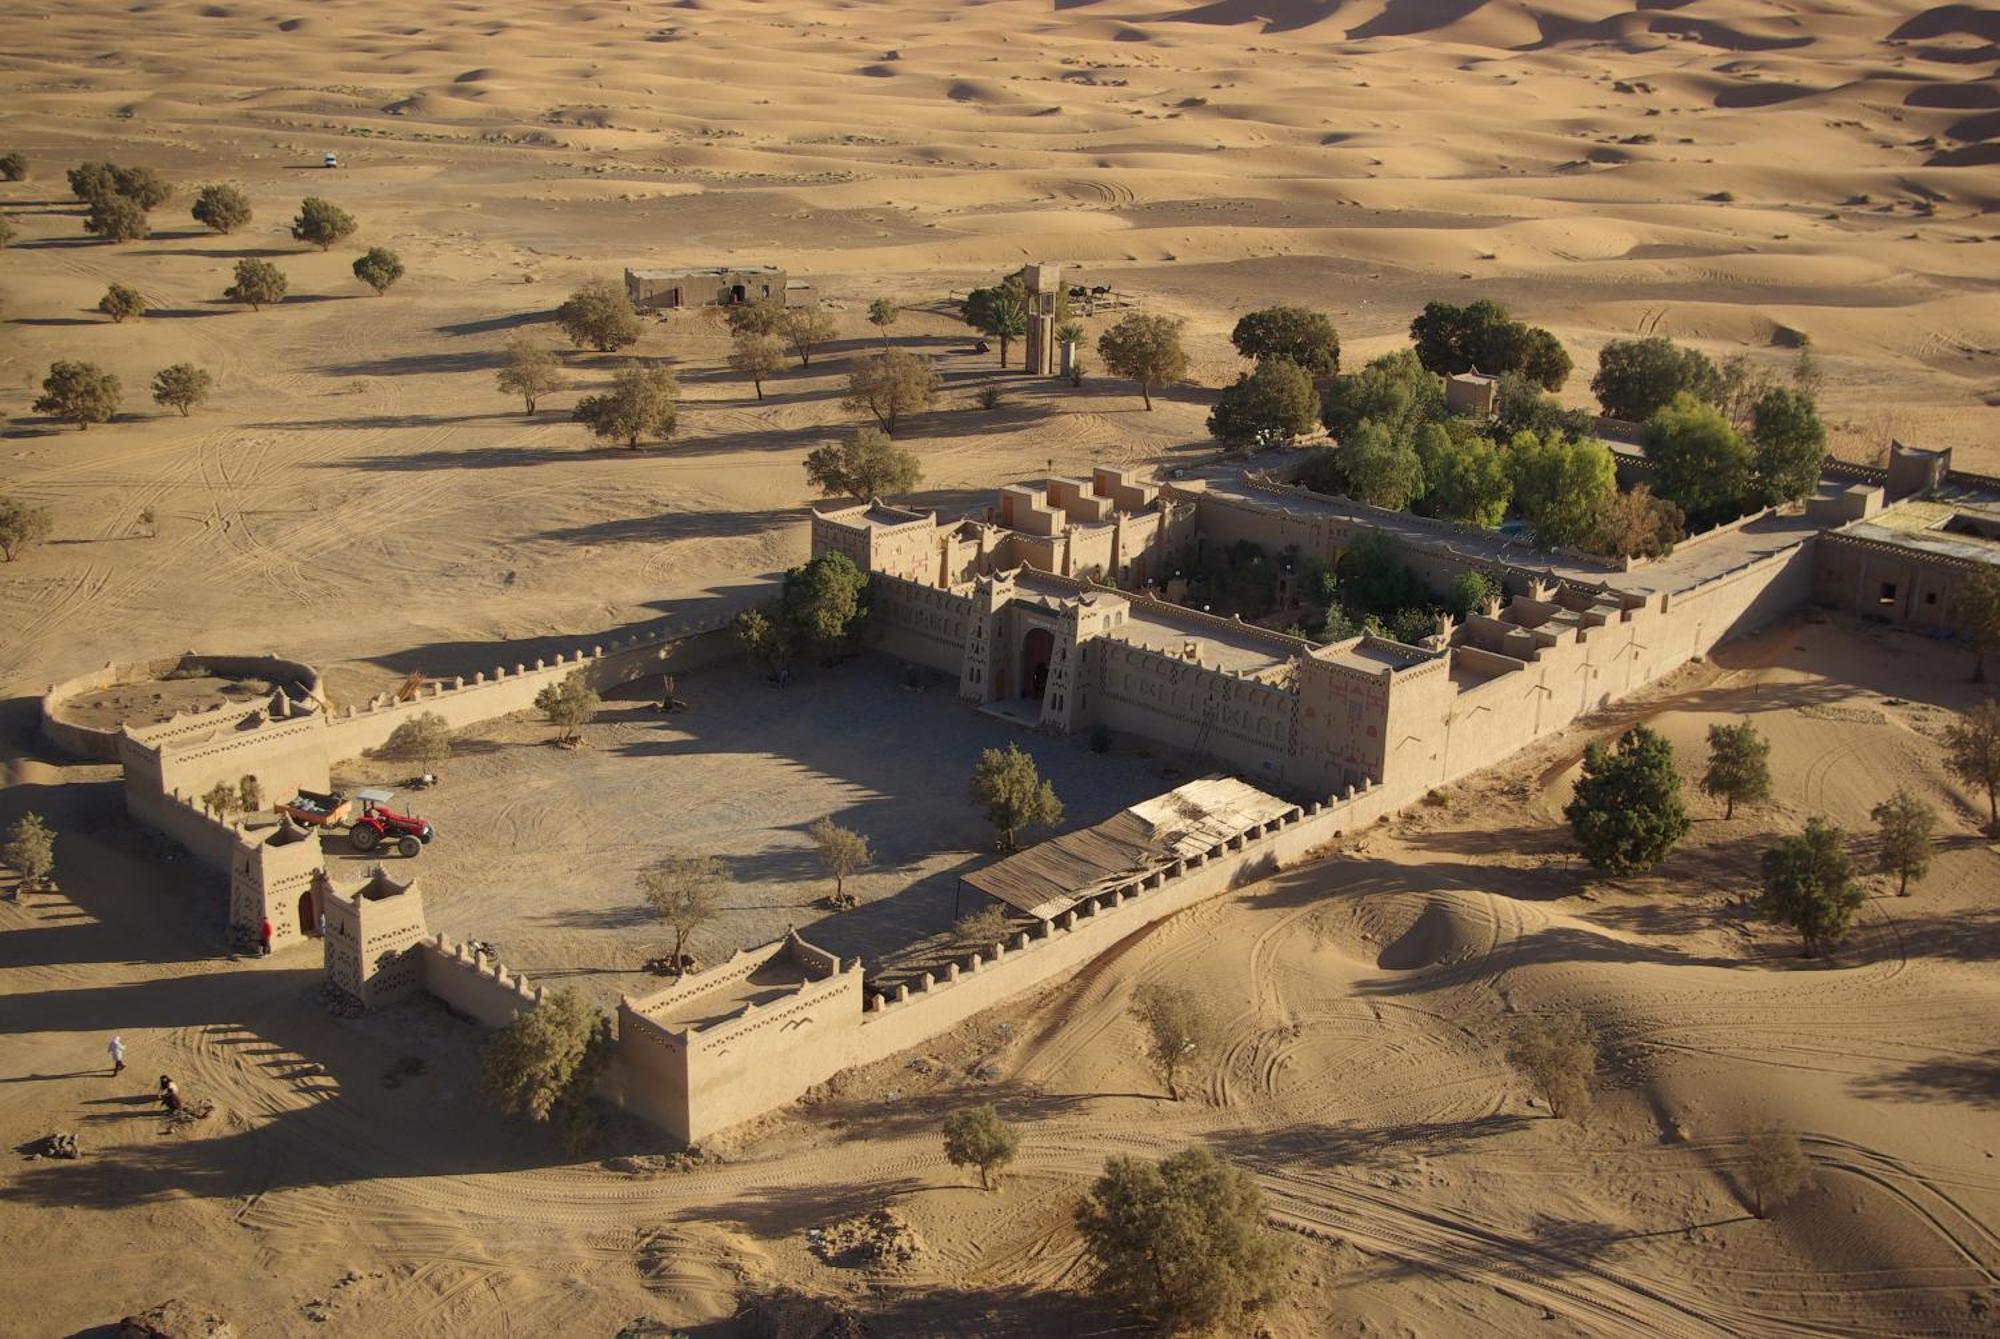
top-left (107, 1034), bottom-right (125, 1076)
top-left (259, 917), bottom-right (274, 956)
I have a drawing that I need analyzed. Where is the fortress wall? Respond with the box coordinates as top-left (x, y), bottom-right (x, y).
top-left (852, 798), bottom-right (1357, 1063)
top-left (604, 1007), bottom-right (691, 1138)
top-left (419, 934), bottom-right (542, 1028)
top-left (867, 572), bottom-right (974, 674)
top-left (130, 711), bottom-right (331, 816)
top-left (1652, 541), bottom-right (1816, 673)
top-left (1092, 641), bottom-right (1295, 785)
top-left (676, 964), bottom-right (865, 1143)
top-left (127, 786), bottom-right (244, 870)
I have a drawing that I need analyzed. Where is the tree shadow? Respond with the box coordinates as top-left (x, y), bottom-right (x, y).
top-left (245, 410), bottom-right (530, 431)
top-left (320, 349), bottom-right (506, 377)
top-left (1207, 1113), bottom-right (1531, 1175)
top-left (10, 316), bottom-right (101, 327)
top-left (148, 245), bottom-right (301, 259)
top-left (437, 309), bottom-right (553, 337)
top-left (534, 507), bottom-right (802, 546)
top-left (147, 307), bottom-right (238, 320)
top-left (1851, 1049), bottom-right (2000, 1108)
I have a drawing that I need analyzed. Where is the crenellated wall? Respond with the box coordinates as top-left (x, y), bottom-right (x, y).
top-left (419, 933), bottom-right (544, 1027)
top-left (41, 652), bottom-right (322, 762)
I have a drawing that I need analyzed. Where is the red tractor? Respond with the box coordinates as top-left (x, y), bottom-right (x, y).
top-left (347, 788), bottom-right (435, 858)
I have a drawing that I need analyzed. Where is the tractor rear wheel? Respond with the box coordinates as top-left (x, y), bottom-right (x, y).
top-left (350, 825), bottom-right (379, 852)
top-left (397, 835), bottom-right (422, 858)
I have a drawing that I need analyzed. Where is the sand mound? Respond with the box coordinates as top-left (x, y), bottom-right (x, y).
top-left (1375, 896), bottom-right (1492, 971)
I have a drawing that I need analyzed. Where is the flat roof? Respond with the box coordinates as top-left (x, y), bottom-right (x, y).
top-left (1013, 570), bottom-right (1304, 675)
top-left (962, 777), bottom-right (1294, 920)
top-left (627, 265), bottom-right (783, 278)
top-left (1842, 500), bottom-right (2000, 567)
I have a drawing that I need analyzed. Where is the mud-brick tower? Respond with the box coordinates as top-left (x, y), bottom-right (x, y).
top-left (1022, 262), bottom-right (1062, 377)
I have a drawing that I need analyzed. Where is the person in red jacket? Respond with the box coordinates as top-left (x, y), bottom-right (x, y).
top-left (259, 917), bottom-right (274, 956)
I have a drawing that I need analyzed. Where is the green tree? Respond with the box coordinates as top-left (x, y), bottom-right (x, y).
top-left (970, 742), bottom-right (1062, 851)
top-left (803, 426), bottom-right (921, 501)
top-left (726, 331), bottom-right (784, 400)
top-left (1591, 483), bottom-right (1684, 560)
top-left (841, 349), bottom-right (937, 434)
top-left (778, 305), bottom-right (837, 368)
top-left (83, 193), bottom-right (148, 242)
top-left (0, 496), bottom-right (55, 561)
top-left (352, 246), bottom-right (404, 295)
top-left (572, 363), bottom-right (679, 449)
top-left (942, 1104), bottom-right (1019, 1190)
top-left (224, 258), bottom-right (287, 310)
top-left (1942, 700), bottom-right (2000, 831)
top-left (151, 363), bottom-right (213, 416)
top-left (1494, 370), bottom-right (1595, 441)
top-left (202, 781), bottom-right (238, 818)
top-left (1870, 787), bottom-right (1936, 897)
top-left (496, 339), bottom-right (564, 414)
top-left (726, 295), bottom-right (785, 338)
top-left (1447, 568), bottom-right (1503, 617)
top-left (384, 711), bottom-right (452, 771)
top-left (34, 361), bottom-right (121, 430)
top-left (1565, 724), bottom-right (1690, 875)
top-left (1229, 305), bottom-right (1340, 376)
top-left (533, 670), bottom-right (601, 745)
top-left (556, 279), bottom-right (642, 352)
top-left (1760, 817), bottom-right (1865, 957)
top-left (1591, 335), bottom-right (1723, 422)
top-left (809, 817), bottom-right (871, 903)
top-left (480, 987), bottom-right (612, 1146)
top-left (638, 848), bottom-right (721, 974)
top-left (1701, 721), bottom-right (1771, 819)
top-left (107, 164), bottom-right (171, 209)
top-left (0, 152), bottom-right (25, 181)
top-left (67, 161), bottom-right (119, 202)
top-left (1131, 981), bottom-right (1214, 1101)
top-left (1415, 423), bottom-right (1511, 526)
top-left (1409, 299), bottom-right (1567, 389)
top-left (97, 283), bottom-right (146, 323)
top-left (1743, 1125), bottom-right (1812, 1218)
top-left (1334, 420), bottom-right (1424, 511)
top-left (1321, 347), bottom-right (1445, 442)
top-left (1510, 429), bottom-right (1616, 550)
top-left (733, 605), bottom-right (792, 674)
top-left (1643, 392), bottom-right (1752, 519)
top-left (290, 195), bottom-right (356, 250)
top-left (962, 283), bottom-right (1030, 367)
top-left (1335, 530), bottom-right (1420, 615)
top-left (1206, 357), bottom-right (1319, 448)
top-left (1097, 313), bottom-right (1188, 410)
top-left (190, 183), bottom-right (251, 234)
top-left (1518, 325), bottom-right (1574, 393)
top-left (866, 296), bottom-right (899, 345)
top-left (3, 813), bottom-right (56, 891)
top-left (780, 550), bottom-right (870, 649)
top-left (1075, 1148), bottom-right (1289, 1333)
top-left (1749, 386), bottom-right (1824, 507)
top-left (1949, 567), bottom-right (2000, 683)
top-left (1506, 1008), bottom-right (1597, 1120)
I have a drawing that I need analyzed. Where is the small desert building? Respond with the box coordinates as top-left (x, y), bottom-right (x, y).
top-left (1444, 370), bottom-right (1499, 418)
top-left (624, 265), bottom-right (808, 310)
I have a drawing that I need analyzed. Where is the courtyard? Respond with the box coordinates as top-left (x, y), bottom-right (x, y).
top-left (330, 650), bottom-right (1173, 1004)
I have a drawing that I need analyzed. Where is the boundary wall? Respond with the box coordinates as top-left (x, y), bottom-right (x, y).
top-left (41, 653), bottom-right (321, 762)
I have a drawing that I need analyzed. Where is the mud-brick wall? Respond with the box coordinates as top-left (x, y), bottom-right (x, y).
top-left (869, 573), bottom-right (974, 674)
top-left (418, 936), bottom-right (542, 1027)
top-left (141, 711), bottom-right (332, 813)
top-left (1091, 640), bottom-right (1294, 784)
top-left (230, 829), bottom-right (326, 944)
top-left (674, 966), bottom-right (864, 1142)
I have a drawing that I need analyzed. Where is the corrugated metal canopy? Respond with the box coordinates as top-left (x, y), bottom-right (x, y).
top-left (961, 777), bottom-right (1295, 921)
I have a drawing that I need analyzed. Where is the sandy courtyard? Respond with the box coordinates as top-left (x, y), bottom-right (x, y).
top-left (329, 653), bottom-right (1174, 1003)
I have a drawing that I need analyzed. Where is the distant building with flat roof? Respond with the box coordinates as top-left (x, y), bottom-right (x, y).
top-left (623, 265), bottom-right (810, 310)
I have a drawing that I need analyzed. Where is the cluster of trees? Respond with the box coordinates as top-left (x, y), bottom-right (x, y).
top-left (67, 161), bottom-right (171, 241)
top-left (1206, 306), bottom-right (1340, 448)
top-left (732, 551), bottom-right (871, 677)
top-left (1595, 336), bottom-right (1827, 523)
top-left (1562, 707), bottom-right (2000, 956)
top-left (29, 360), bottom-right (217, 430)
top-left (804, 426), bottom-right (921, 502)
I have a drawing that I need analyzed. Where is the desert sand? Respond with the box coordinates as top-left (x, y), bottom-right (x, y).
top-left (2, 0), bottom-right (1998, 1334)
